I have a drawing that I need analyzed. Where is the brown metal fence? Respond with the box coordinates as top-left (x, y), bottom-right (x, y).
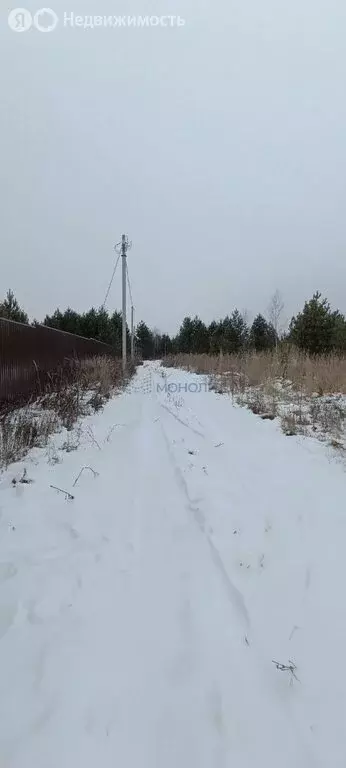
top-left (0, 319), bottom-right (117, 406)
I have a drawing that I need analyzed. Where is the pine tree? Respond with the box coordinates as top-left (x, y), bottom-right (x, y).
top-left (222, 310), bottom-right (248, 353)
top-left (176, 317), bottom-right (194, 353)
top-left (43, 309), bottom-right (63, 329)
top-left (190, 316), bottom-right (209, 353)
top-left (136, 321), bottom-right (154, 359)
top-left (160, 334), bottom-right (173, 356)
top-left (78, 308), bottom-right (98, 340)
top-left (250, 314), bottom-right (276, 351)
top-left (0, 289), bottom-right (28, 324)
top-left (289, 292), bottom-right (342, 354)
top-left (331, 311), bottom-right (346, 353)
top-left (208, 320), bottom-right (223, 354)
top-left (109, 311), bottom-right (124, 355)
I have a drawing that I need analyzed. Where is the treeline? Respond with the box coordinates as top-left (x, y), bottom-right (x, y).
top-left (1, 289), bottom-right (345, 357)
top-left (0, 291), bottom-right (129, 356)
top-left (135, 312), bottom-right (272, 358)
top-left (136, 292), bottom-right (346, 358)
top-left (41, 307), bottom-right (130, 353)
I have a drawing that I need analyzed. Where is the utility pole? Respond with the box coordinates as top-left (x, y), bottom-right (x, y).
top-left (131, 305), bottom-right (135, 363)
top-left (121, 234), bottom-right (127, 373)
top-left (109, 233), bottom-right (132, 371)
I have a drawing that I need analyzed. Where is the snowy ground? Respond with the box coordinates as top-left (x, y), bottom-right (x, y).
top-left (208, 371), bottom-right (346, 455)
top-left (1, 361), bottom-right (346, 767)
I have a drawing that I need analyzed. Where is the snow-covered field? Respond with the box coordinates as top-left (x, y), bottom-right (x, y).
top-left (1, 361), bottom-right (345, 767)
top-left (208, 371), bottom-right (346, 454)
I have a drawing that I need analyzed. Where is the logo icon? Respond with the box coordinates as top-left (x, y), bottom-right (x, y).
top-left (33, 7), bottom-right (58, 32)
top-left (8, 7), bottom-right (32, 31)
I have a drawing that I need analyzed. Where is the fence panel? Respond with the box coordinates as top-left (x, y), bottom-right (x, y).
top-left (0, 319), bottom-right (117, 405)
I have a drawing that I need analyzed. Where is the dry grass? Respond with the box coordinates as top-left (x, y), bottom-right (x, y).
top-left (80, 356), bottom-right (123, 397)
top-left (163, 350), bottom-right (346, 447)
top-left (0, 356), bottom-right (130, 469)
top-left (0, 408), bottom-right (60, 467)
top-left (164, 350), bottom-right (346, 395)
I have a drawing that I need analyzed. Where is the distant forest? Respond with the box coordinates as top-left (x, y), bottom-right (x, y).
top-left (1, 289), bottom-right (345, 358)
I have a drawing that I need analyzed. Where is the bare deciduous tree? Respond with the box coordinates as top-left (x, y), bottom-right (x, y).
top-left (268, 290), bottom-right (284, 348)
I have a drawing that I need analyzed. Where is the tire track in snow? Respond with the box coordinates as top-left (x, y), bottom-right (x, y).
top-left (154, 411), bottom-right (316, 766)
top-left (159, 402), bottom-right (206, 438)
top-left (155, 367), bottom-right (323, 767)
top-left (159, 418), bottom-right (250, 634)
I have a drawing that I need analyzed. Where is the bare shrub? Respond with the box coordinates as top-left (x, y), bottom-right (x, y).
top-left (243, 389), bottom-right (268, 416)
top-left (45, 385), bottom-right (83, 431)
top-left (329, 438), bottom-right (345, 451)
top-left (161, 356), bottom-right (176, 369)
top-left (208, 376), bottom-right (225, 395)
top-left (0, 406), bottom-right (59, 468)
top-left (281, 412), bottom-right (299, 436)
top-left (88, 392), bottom-right (105, 412)
top-left (61, 437), bottom-right (79, 453)
top-left (310, 398), bottom-right (345, 435)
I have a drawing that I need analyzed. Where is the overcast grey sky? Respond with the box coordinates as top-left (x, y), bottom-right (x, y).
top-left (2, 0), bottom-right (346, 334)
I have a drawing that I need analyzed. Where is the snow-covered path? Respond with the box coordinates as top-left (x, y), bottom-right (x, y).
top-left (1, 362), bottom-right (346, 767)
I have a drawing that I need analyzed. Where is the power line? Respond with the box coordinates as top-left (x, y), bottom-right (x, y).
top-left (102, 253), bottom-right (121, 308)
top-left (126, 263), bottom-right (134, 308)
